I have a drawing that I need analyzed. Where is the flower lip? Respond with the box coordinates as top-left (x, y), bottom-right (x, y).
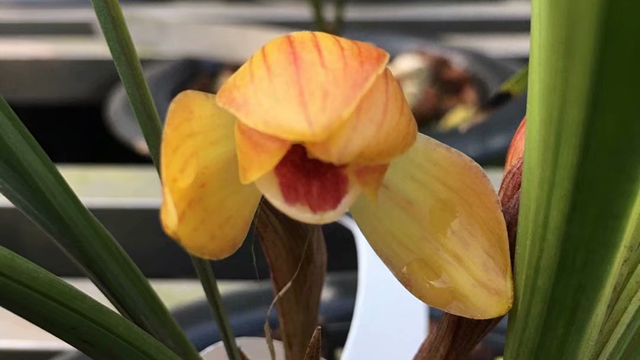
top-left (254, 144), bottom-right (364, 224)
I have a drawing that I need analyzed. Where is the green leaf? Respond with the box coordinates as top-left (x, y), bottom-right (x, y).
top-left (90, 0), bottom-right (163, 168)
top-left (0, 98), bottom-right (200, 360)
top-left (597, 197), bottom-right (640, 359)
top-left (0, 246), bottom-right (181, 360)
top-left (89, 1), bottom-right (239, 358)
top-left (504, 0), bottom-right (640, 359)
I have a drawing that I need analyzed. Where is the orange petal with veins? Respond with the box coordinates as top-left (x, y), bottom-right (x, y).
top-left (161, 90), bottom-right (261, 259)
top-left (235, 121), bottom-right (291, 184)
top-left (217, 31), bottom-right (389, 142)
top-left (306, 68), bottom-right (417, 165)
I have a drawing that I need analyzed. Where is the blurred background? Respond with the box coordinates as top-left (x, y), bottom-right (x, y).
top-left (0, 1), bottom-right (528, 359)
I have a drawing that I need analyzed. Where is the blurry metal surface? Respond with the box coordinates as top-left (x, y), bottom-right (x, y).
top-left (0, 1), bottom-right (529, 103)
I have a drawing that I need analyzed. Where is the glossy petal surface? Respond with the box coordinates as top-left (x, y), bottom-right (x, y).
top-left (161, 90), bottom-right (261, 259)
top-left (350, 134), bottom-right (512, 319)
top-left (235, 121), bottom-right (291, 184)
top-left (306, 69), bottom-right (417, 165)
top-left (217, 31), bottom-right (389, 142)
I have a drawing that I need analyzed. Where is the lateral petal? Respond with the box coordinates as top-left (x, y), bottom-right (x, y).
top-left (161, 90), bottom-right (261, 259)
top-left (235, 121), bottom-right (291, 184)
top-left (217, 31), bottom-right (389, 142)
top-left (350, 134), bottom-right (512, 319)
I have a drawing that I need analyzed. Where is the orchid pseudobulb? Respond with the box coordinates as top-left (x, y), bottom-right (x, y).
top-left (160, 31), bottom-right (512, 319)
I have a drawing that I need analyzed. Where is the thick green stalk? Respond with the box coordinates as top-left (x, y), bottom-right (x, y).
top-left (0, 246), bottom-right (182, 360)
top-left (0, 98), bottom-right (199, 360)
top-left (504, 0), bottom-right (640, 359)
top-left (89, 1), bottom-right (240, 357)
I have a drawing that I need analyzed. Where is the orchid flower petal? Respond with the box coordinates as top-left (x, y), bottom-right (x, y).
top-left (350, 134), bottom-right (513, 319)
top-left (235, 121), bottom-right (291, 184)
top-left (161, 90), bottom-right (261, 259)
top-left (217, 31), bottom-right (389, 142)
top-left (306, 69), bottom-right (417, 165)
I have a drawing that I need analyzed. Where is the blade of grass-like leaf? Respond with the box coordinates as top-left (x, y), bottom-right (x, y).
top-left (90, 0), bottom-right (162, 167)
top-left (0, 246), bottom-right (181, 360)
top-left (595, 195), bottom-right (640, 358)
top-left (0, 98), bottom-right (200, 360)
top-left (89, 1), bottom-right (240, 358)
top-left (598, 265), bottom-right (640, 359)
top-left (504, 0), bottom-right (640, 359)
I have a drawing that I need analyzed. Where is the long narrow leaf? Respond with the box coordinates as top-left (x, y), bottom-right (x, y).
top-left (596, 195), bottom-right (640, 358)
top-left (89, 1), bottom-right (238, 357)
top-left (0, 246), bottom-right (181, 360)
top-left (90, 0), bottom-right (162, 167)
top-left (504, 0), bottom-right (640, 359)
top-left (0, 98), bottom-right (199, 360)
top-left (598, 265), bottom-right (640, 359)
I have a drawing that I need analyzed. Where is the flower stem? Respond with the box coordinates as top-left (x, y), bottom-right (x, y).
top-left (192, 258), bottom-right (243, 360)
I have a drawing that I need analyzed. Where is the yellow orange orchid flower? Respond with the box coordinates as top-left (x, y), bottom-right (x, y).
top-left (160, 31), bottom-right (512, 319)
